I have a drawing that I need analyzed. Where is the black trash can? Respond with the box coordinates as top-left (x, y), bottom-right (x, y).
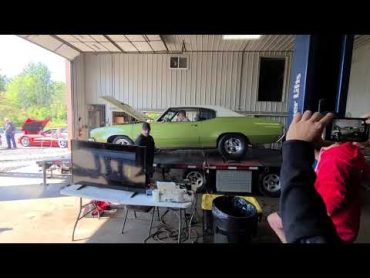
top-left (212, 196), bottom-right (258, 243)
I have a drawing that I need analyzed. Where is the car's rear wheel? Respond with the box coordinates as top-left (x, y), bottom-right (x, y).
top-left (218, 134), bottom-right (247, 160)
top-left (20, 137), bottom-right (30, 147)
top-left (112, 136), bottom-right (134, 145)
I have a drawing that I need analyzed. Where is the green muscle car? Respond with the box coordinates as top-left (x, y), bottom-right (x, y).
top-left (89, 96), bottom-right (284, 159)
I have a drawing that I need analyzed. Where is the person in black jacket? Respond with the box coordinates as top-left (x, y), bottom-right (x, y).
top-left (280, 110), bottom-right (341, 243)
top-left (135, 122), bottom-right (155, 182)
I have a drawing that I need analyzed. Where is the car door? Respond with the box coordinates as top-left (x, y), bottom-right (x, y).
top-left (151, 109), bottom-right (200, 148)
top-left (33, 129), bottom-right (54, 146)
top-left (196, 108), bottom-right (218, 147)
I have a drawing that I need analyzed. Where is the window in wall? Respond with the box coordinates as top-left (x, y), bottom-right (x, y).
top-left (257, 57), bottom-right (286, 102)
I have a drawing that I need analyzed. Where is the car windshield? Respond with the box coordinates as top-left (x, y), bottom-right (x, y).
top-left (157, 108), bottom-right (215, 122)
top-left (158, 110), bottom-right (177, 122)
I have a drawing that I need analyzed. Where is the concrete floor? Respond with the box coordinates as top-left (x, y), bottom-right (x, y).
top-left (0, 182), bottom-right (369, 243)
top-left (0, 185), bottom-right (279, 243)
top-left (0, 161), bottom-right (282, 244)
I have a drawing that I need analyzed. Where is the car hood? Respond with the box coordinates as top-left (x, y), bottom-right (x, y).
top-left (21, 118), bottom-right (49, 134)
top-left (101, 96), bottom-right (149, 122)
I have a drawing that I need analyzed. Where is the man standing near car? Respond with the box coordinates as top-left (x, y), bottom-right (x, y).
top-left (126, 122), bottom-right (156, 214)
top-left (4, 118), bottom-right (16, 149)
top-left (135, 122), bottom-right (155, 181)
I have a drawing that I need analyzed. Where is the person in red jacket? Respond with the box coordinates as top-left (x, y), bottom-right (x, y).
top-left (313, 142), bottom-right (370, 242)
top-left (268, 112), bottom-right (370, 243)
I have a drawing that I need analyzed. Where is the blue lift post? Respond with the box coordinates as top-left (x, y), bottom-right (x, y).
top-left (287, 35), bottom-right (354, 126)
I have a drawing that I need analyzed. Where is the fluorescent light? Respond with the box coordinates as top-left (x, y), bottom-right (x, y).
top-left (222, 35), bottom-right (261, 40)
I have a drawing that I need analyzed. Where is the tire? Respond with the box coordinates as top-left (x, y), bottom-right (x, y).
top-left (20, 136), bottom-right (30, 147)
top-left (218, 134), bottom-right (247, 160)
top-left (258, 170), bottom-right (281, 197)
top-left (184, 170), bottom-right (206, 192)
top-left (112, 136), bottom-right (134, 145)
top-left (58, 138), bottom-right (68, 148)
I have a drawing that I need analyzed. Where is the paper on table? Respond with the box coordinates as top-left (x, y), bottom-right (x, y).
top-left (156, 181), bottom-right (177, 191)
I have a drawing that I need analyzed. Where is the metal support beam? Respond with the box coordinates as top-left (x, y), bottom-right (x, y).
top-left (104, 35), bottom-right (126, 53)
top-left (335, 35), bottom-right (354, 117)
top-left (287, 35), bottom-right (354, 125)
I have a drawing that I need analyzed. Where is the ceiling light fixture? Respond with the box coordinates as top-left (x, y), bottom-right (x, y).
top-left (222, 35), bottom-right (262, 40)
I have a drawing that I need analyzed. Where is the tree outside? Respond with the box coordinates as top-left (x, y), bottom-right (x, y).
top-left (0, 74), bottom-right (8, 92)
top-left (0, 62), bottom-right (66, 128)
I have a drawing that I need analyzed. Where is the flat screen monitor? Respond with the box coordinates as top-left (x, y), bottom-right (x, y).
top-left (71, 140), bottom-right (147, 193)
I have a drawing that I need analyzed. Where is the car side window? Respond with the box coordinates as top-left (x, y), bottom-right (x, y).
top-left (158, 108), bottom-right (215, 122)
top-left (187, 111), bottom-right (198, 121)
top-left (172, 110), bottom-right (198, 122)
top-left (198, 109), bottom-right (216, 121)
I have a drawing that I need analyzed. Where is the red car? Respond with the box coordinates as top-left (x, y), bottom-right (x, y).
top-left (18, 118), bottom-right (68, 148)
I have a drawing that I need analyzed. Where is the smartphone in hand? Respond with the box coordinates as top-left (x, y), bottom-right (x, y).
top-left (324, 118), bottom-right (369, 142)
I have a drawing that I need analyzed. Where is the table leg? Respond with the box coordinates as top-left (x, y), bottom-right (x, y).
top-left (148, 206), bottom-right (156, 238)
top-left (178, 209), bottom-right (183, 244)
top-left (121, 206), bottom-right (129, 235)
top-left (42, 162), bottom-right (47, 186)
top-left (72, 199), bottom-right (98, 241)
top-left (188, 212), bottom-right (193, 241)
top-left (157, 207), bottom-right (160, 221)
top-left (72, 198), bottom-right (83, 241)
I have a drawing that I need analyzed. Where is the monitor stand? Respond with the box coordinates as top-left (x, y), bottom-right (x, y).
top-left (130, 192), bottom-right (139, 198)
top-left (76, 184), bottom-right (87, 190)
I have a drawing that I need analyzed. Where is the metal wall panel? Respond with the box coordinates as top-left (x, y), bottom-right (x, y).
top-left (74, 51), bottom-right (293, 129)
top-left (347, 43), bottom-right (370, 117)
top-left (71, 36), bottom-right (370, 140)
top-left (71, 55), bottom-right (86, 138)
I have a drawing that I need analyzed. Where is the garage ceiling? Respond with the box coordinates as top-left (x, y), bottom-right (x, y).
top-left (19, 35), bottom-right (296, 61)
top-left (163, 35), bottom-right (295, 52)
top-left (354, 35), bottom-right (370, 49)
top-left (18, 35), bottom-right (370, 61)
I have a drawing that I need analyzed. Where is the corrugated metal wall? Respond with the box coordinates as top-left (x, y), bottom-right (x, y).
top-left (239, 52), bottom-right (292, 114)
top-left (347, 42), bottom-right (370, 117)
top-left (69, 37), bottom-right (370, 140)
top-left (71, 55), bottom-right (87, 137)
top-left (82, 51), bottom-right (291, 113)
top-left (71, 51), bottom-right (292, 137)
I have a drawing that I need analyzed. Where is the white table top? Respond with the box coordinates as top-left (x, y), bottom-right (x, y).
top-left (60, 184), bottom-right (193, 209)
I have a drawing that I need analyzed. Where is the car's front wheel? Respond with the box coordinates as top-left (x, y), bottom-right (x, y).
top-left (58, 138), bottom-right (68, 148)
top-left (258, 170), bottom-right (281, 197)
top-left (20, 137), bottom-right (30, 147)
top-left (218, 134), bottom-right (247, 160)
top-left (184, 170), bottom-right (206, 192)
top-left (112, 136), bottom-right (134, 145)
